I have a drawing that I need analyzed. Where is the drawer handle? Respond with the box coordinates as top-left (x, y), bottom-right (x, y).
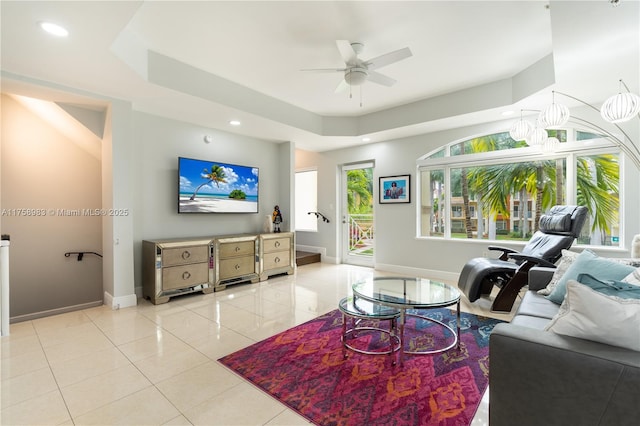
top-left (235, 264), bottom-right (240, 270)
top-left (235, 246), bottom-right (240, 252)
top-left (182, 271), bottom-right (191, 280)
top-left (274, 257), bottom-right (280, 263)
top-left (182, 250), bottom-right (191, 260)
top-left (275, 241), bottom-right (280, 248)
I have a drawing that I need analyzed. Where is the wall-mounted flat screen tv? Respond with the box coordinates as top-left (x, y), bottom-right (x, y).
top-left (178, 157), bottom-right (259, 213)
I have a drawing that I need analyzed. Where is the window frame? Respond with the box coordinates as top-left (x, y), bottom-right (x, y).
top-left (294, 168), bottom-right (318, 232)
top-left (416, 133), bottom-right (624, 246)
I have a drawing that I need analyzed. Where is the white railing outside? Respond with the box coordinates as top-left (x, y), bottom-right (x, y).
top-left (348, 214), bottom-right (373, 256)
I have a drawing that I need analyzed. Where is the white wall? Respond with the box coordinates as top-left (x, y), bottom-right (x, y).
top-left (296, 115), bottom-right (640, 279)
top-left (102, 100), bottom-right (136, 309)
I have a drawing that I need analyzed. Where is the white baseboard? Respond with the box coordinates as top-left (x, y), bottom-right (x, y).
top-left (10, 300), bottom-right (103, 323)
top-left (296, 244), bottom-right (326, 256)
top-left (374, 263), bottom-right (460, 284)
top-left (103, 291), bottom-right (138, 310)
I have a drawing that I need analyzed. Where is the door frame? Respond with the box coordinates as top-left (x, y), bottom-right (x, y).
top-left (340, 162), bottom-right (375, 267)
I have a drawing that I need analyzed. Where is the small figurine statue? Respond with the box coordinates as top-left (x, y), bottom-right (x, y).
top-left (272, 205), bottom-right (283, 233)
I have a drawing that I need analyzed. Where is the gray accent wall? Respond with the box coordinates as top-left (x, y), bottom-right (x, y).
top-left (130, 111), bottom-right (291, 294)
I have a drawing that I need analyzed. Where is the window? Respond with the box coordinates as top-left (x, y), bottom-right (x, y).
top-left (418, 130), bottom-right (621, 246)
top-left (295, 170), bottom-right (318, 232)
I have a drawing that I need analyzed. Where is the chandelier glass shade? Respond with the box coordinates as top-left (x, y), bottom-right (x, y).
top-left (600, 92), bottom-right (640, 123)
top-left (509, 118), bottom-right (534, 141)
top-left (538, 101), bottom-right (570, 129)
top-left (542, 137), bottom-right (560, 153)
top-left (526, 128), bottom-right (547, 146)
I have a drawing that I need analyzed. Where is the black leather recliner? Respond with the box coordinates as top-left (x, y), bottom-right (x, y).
top-left (457, 205), bottom-right (588, 312)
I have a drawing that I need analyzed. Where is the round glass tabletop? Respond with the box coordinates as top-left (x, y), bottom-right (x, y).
top-left (352, 276), bottom-right (460, 309)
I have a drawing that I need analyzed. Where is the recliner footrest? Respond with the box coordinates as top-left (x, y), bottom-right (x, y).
top-left (458, 258), bottom-right (516, 302)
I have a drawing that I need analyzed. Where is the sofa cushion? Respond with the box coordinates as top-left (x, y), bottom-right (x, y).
top-left (510, 314), bottom-right (552, 330)
top-left (545, 250), bottom-right (636, 305)
top-left (545, 280), bottom-right (640, 351)
top-left (516, 291), bottom-right (560, 320)
top-left (537, 249), bottom-right (578, 296)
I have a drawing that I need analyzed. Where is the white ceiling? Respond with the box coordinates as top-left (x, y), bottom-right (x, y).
top-left (1, 1), bottom-right (638, 152)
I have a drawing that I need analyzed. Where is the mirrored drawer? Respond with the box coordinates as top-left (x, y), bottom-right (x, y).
top-left (262, 237), bottom-right (291, 253)
top-left (219, 241), bottom-right (255, 258)
top-left (262, 251), bottom-right (291, 270)
top-left (162, 245), bottom-right (209, 267)
top-left (219, 256), bottom-right (255, 278)
top-left (162, 263), bottom-right (209, 290)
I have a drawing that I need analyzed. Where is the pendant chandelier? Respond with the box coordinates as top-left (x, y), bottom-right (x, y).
top-left (507, 79), bottom-right (640, 168)
top-left (508, 115), bottom-right (534, 141)
top-left (538, 92), bottom-right (570, 129)
top-left (600, 81), bottom-right (640, 123)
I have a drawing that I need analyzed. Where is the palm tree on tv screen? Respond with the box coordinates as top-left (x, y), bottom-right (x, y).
top-left (190, 164), bottom-right (227, 200)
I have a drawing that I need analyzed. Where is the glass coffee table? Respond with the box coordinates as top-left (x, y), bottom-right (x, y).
top-left (352, 276), bottom-right (461, 365)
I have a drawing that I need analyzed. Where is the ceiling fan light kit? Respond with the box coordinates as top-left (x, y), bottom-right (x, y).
top-left (302, 40), bottom-right (412, 105)
top-left (345, 67), bottom-right (368, 86)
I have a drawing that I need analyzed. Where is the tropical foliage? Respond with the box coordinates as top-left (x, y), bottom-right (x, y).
top-left (346, 168), bottom-right (373, 214)
top-left (190, 164), bottom-right (227, 200)
top-left (228, 189), bottom-right (246, 200)
top-left (423, 131), bottom-right (620, 245)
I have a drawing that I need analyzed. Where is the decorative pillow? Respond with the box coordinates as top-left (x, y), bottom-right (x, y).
top-left (576, 273), bottom-right (640, 299)
top-left (622, 267), bottom-right (640, 286)
top-left (545, 249), bottom-right (636, 305)
top-left (537, 249), bottom-right (579, 296)
top-left (545, 280), bottom-right (640, 351)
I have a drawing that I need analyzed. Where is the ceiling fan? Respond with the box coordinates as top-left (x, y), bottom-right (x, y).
top-left (302, 40), bottom-right (412, 93)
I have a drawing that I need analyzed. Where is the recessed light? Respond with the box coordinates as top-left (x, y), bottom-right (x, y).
top-left (229, 120), bottom-right (241, 126)
top-left (501, 110), bottom-right (515, 116)
top-left (40, 21), bottom-right (69, 37)
top-left (362, 137), bottom-right (371, 142)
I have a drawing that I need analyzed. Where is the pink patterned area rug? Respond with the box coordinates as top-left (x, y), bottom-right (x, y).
top-left (218, 308), bottom-right (504, 426)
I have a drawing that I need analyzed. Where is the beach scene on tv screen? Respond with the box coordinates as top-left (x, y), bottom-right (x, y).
top-left (179, 158), bottom-right (258, 213)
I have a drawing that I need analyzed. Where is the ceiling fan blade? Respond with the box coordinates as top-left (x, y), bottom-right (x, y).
top-left (301, 68), bottom-right (346, 73)
top-left (336, 40), bottom-right (358, 66)
top-left (364, 47), bottom-right (412, 71)
top-left (367, 71), bottom-right (396, 87)
top-left (335, 79), bottom-right (349, 93)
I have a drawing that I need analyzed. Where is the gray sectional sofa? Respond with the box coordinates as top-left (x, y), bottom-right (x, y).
top-left (489, 267), bottom-right (640, 426)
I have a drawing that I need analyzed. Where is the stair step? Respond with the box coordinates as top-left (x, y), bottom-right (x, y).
top-left (296, 251), bottom-right (321, 266)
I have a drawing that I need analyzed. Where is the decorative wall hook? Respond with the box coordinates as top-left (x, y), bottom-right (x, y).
top-left (308, 211), bottom-right (330, 223)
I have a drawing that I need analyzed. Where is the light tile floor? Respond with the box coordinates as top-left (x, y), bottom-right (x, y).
top-left (1, 263), bottom-right (516, 425)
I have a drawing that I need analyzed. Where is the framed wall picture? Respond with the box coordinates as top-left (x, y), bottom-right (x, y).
top-left (379, 175), bottom-right (410, 204)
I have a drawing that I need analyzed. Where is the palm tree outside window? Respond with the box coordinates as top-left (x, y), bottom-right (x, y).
top-left (418, 129), bottom-right (620, 246)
